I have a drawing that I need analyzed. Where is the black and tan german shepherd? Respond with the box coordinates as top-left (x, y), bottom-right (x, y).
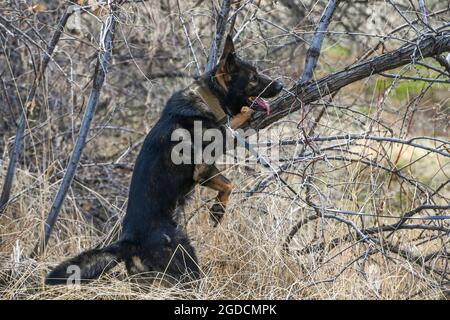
top-left (45, 36), bottom-right (283, 285)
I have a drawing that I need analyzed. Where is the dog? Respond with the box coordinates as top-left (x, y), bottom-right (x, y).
top-left (45, 35), bottom-right (283, 285)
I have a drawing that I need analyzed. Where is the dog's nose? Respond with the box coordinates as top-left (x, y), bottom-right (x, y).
top-left (273, 81), bottom-right (283, 92)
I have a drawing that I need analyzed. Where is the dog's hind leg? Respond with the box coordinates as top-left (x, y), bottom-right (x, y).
top-left (124, 226), bottom-right (200, 284)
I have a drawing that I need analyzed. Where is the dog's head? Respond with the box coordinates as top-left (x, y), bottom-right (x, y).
top-left (212, 35), bottom-right (283, 116)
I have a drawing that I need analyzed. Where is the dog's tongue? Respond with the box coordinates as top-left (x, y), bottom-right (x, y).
top-left (254, 97), bottom-right (271, 115)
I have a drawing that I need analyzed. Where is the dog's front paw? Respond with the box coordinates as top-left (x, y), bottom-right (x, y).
top-left (209, 203), bottom-right (225, 226)
top-left (230, 107), bottom-right (255, 129)
top-left (240, 106), bottom-right (254, 118)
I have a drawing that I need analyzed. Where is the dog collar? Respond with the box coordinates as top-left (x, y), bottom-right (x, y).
top-left (190, 84), bottom-right (228, 124)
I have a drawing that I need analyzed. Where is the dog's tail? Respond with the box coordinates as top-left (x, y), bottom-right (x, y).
top-left (45, 240), bottom-right (135, 285)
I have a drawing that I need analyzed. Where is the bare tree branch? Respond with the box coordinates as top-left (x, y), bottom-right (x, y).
top-left (249, 32), bottom-right (450, 130)
top-left (32, 3), bottom-right (119, 256)
top-left (276, 134), bottom-right (450, 158)
top-left (417, 0), bottom-right (428, 25)
top-left (205, 0), bottom-right (232, 73)
top-left (176, 0), bottom-right (201, 76)
top-left (0, 6), bottom-right (73, 215)
top-left (299, 0), bottom-right (340, 84)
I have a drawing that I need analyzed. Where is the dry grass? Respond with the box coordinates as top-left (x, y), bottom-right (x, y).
top-left (1, 132), bottom-right (449, 299)
top-left (0, 0), bottom-right (449, 300)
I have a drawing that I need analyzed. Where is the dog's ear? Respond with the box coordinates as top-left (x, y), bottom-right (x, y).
top-left (216, 35), bottom-right (236, 89)
top-left (220, 35), bottom-right (235, 62)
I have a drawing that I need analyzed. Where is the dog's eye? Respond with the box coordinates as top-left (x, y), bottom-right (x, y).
top-left (250, 74), bottom-right (258, 83)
